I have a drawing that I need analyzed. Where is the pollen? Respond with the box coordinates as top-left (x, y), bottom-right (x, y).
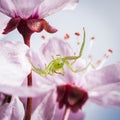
top-left (64, 33), bottom-right (70, 39)
top-left (108, 49), bottom-right (113, 53)
top-left (91, 36), bottom-right (95, 40)
top-left (75, 32), bottom-right (80, 36)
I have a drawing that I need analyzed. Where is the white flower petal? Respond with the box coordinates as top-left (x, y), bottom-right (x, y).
top-left (89, 91), bottom-right (120, 108)
top-left (32, 90), bottom-right (56, 120)
top-left (0, 41), bottom-right (31, 86)
top-left (36, 0), bottom-right (79, 18)
top-left (0, 0), bottom-right (43, 18)
top-left (0, 97), bottom-right (24, 120)
top-left (0, 0), bottom-right (16, 17)
top-left (40, 37), bottom-right (73, 62)
top-left (0, 0), bottom-right (79, 18)
top-left (90, 82), bottom-right (120, 94)
top-left (0, 84), bottom-right (53, 97)
top-left (83, 63), bottom-right (120, 90)
top-left (69, 110), bottom-right (85, 120)
top-left (12, 0), bottom-right (44, 18)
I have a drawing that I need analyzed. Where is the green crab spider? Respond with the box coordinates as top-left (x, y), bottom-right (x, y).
top-left (31, 28), bottom-right (89, 76)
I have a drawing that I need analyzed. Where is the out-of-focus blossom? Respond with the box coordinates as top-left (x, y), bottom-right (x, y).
top-left (0, 41), bottom-right (31, 86)
top-left (0, 39), bottom-right (57, 120)
top-left (0, 97), bottom-right (25, 120)
top-left (0, 40), bottom-right (55, 120)
top-left (0, 41), bottom-right (32, 119)
top-left (0, 0), bottom-right (79, 38)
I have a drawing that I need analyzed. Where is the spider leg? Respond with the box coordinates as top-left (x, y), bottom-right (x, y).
top-left (64, 61), bottom-right (77, 72)
top-left (31, 63), bottom-right (46, 76)
top-left (31, 60), bottom-right (55, 77)
top-left (65, 60), bottom-right (90, 73)
top-left (64, 27), bottom-right (86, 61)
top-left (71, 59), bottom-right (77, 65)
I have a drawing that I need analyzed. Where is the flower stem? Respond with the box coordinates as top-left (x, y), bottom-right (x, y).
top-left (23, 35), bottom-right (32, 120)
top-left (62, 107), bottom-right (71, 120)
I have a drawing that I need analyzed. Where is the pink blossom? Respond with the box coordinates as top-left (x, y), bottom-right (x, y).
top-left (0, 41), bottom-right (31, 120)
top-left (0, 0), bottom-right (79, 37)
top-left (0, 37), bottom-right (120, 120)
top-left (28, 37), bottom-right (120, 120)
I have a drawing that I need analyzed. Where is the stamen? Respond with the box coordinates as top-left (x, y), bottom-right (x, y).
top-left (87, 37), bottom-right (95, 53)
top-left (62, 107), bottom-right (71, 120)
top-left (85, 37), bottom-right (95, 61)
top-left (91, 36), bottom-right (95, 40)
top-left (64, 33), bottom-right (70, 39)
top-left (75, 32), bottom-right (80, 36)
top-left (108, 49), bottom-right (113, 53)
top-left (96, 49), bottom-right (113, 69)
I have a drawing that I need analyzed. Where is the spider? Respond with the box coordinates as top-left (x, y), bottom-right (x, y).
top-left (31, 28), bottom-right (89, 76)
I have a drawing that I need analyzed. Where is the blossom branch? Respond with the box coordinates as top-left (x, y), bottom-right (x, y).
top-left (23, 34), bottom-right (32, 120)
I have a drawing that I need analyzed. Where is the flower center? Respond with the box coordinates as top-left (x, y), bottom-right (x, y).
top-left (57, 84), bottom-right (88, 112)
top-left (3, 18), bottom-right (57, 37)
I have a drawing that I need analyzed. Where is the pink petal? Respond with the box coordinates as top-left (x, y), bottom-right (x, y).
top-left (35, 0), bottom-right (79, 18)
top-left (40, 37), bottom-right (73, 62)
top-left (0, 0), bottom-right (16, 17)
top-left (0, 97), bottom-right (24, 120)
top-left (0, 0), bottom-right (79, 18)
top-left (60, 59), bottom-right (87, 84)
top-left (83, 63), bottom-right (120, 90)
top-left (89, 82), bottom-right (120, 94)
top-left (89, 91), bottom-right (120, 108)
top-left (0, 41), bottom-right (31, 86)
top-left (69, 111), bottom-right (85, 120)
top-left (31, 90), bottom-right (56, 120)
top-left (0, 0), bottom-right (43, 18)
top-left (0, 84), bottom-right (53, 97)
top-left (12, 0), bottom-right (43, 18)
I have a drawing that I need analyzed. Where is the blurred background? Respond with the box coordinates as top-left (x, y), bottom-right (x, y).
top-left (3, 0), bottom-right (120, 119)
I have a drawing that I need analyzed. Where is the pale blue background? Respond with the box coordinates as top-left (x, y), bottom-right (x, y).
top-left (3, 0), bottom-right (120, 120)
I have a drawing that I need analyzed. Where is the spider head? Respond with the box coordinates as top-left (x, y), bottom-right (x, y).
top-left (54, 58), bottom-right (64, 69)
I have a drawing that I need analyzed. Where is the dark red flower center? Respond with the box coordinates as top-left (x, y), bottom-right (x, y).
top-left (57, 84), bottom-right (88, 112)
top-left (3, 17), bottom-right (57, 37)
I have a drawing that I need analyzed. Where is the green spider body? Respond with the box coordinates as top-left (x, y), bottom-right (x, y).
top-left (31, 28), bottom-right (88, 76)
top-left (31, 58), bottom-right (64, 76)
